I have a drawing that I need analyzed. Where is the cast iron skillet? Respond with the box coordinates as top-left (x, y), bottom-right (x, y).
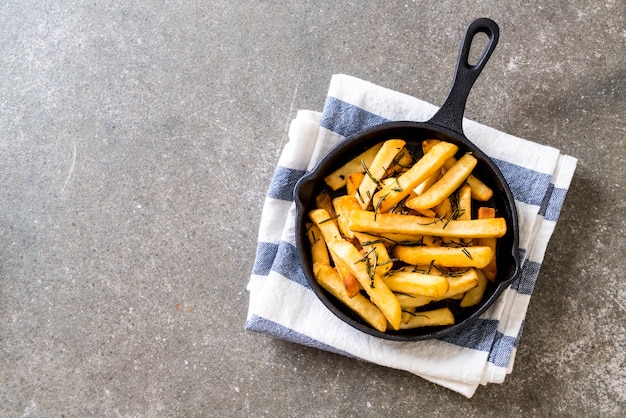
top-left (294, 18), bottom-right (520, 341)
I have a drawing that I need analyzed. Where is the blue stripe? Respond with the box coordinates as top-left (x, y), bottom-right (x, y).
top-left (511, 259), bottom-right (541, 295)
top-left (245, 315), bottom-right (361, 360)
top-left (272, 241), bottom-right (310, 289)
top-left (252, 242), bottom-right (279, 276)
top-left (493, 159), bottom-right (552, 207)
top-left (267, 166), bottom-right (305, 201)
top-left (439, 319), bottom-right (499, 351)
top-left (538, 182), bottom-right (554, 218)
top-left (542, 185), bottom-right (569, 222)
top-left (320, 97), bottom-right (390, 138)
top-left (487, 332), bottom-right (517, 367)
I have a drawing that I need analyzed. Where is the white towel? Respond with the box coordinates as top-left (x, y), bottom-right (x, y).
top-left (245, 74), bottom-right (577, 398)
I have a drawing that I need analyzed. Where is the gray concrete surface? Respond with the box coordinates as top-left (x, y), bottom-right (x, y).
top-left (1, 1), bottom-right (624, 416)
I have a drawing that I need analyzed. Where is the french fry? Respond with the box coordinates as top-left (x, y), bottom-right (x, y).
top-left (309, 209), bottom-right (342, 242)
top-left (460, 269), bottom-right (488, 307)
top-left (309, 209), bottom-right (360, 296)
top-left (306, 223), bottom-right (330, 268)
top-left (478, 206), bottom-right (498, 281)
top-left (383, 270), bottom-right (449, 299)
top-left (405, 153), bottom-right (477, 210)
top-left (395, 293), bottom-right (434, 310)
top-left (423, 139), bottom-right (493, 201)
top-left (467, 175), bottom-right (494, 201)
top-left (313, 263), bottom-right (387, 332)
top-left (356, 139), bottom-right (406, 210)
top-left (315, 191), bottom-right (336, 218)
top-left (457, 184), bottom-right (472, 221)
top-left (421, 139), bottom-right (441, 154)
top-left (374, 233), bottom-right (440, 247)
top-left (324, 143), bottom-right (384, 190)
top-left (393, 245), bottom-right (494, 269)
top-left (371, 141), bottom-right (459, 213)
top-left (438, 269), bottom-right (479, 300)
top-left (434, 197), bottom-right (453, 218)
top-left (413, 170), bottom-right (440, 196)
top-left (477, 206), bottom-right (496, 219)
top-left (399, 307), bottom-right (455, 329)
top-left (349, 210), bottom-right (507, 238)
top-left (458, 184), bottom-right (473, 245)
top-left (332, 195), bottom-right (361, 239)
top-left (346, 172), bottom-right (365, 196)
top-left (353, 231), bottom-right (393, 276)
top-left (384, 147), bottom-right (414, 177)
top-left (335, 263), bottom-right (361, 298)
top-left (325, 239), bottom-right (402, 330)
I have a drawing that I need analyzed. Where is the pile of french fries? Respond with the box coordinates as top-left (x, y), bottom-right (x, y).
top-left (305, 138), bottom-right (506, 333)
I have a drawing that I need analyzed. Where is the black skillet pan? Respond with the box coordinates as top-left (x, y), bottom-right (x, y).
top-left (294, 18), bottom-right (520, 341)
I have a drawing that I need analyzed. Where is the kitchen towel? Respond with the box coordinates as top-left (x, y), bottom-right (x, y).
top-left (245, 74), bottom-right (577, 398)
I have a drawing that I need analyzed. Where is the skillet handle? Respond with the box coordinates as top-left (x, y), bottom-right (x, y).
top-left (428, 18), bottom-right (499, 136)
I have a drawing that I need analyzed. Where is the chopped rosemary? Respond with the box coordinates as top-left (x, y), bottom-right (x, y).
top-left (442, 211), bottom-right (455, 229)
top-left (360, 239), bottom-right (386, 246)
top-left (377, 258), bottom-right (399, 266)
top-left (357, 248), bottom-right (378, 288)
top-left (319, 214), bottom-right (340, 224)
top-left (390, 194), bottom-right (411, 214)
top-left (462, 248), bottom-right (473, 259)
top-left (390, 150), bottom-right (407, 167)
top-left (403, 310), bottom-right (430, 318)
top-left (356, 187), bottom-right (365, 204)
top-left (369, 249), bottom-right (379, 288)
top-left (373, 192), bottom-right (391, 221)
top-left (361, 159), bottom-right (380, 186)
top-left (398, 237), bottom-right (425, 247)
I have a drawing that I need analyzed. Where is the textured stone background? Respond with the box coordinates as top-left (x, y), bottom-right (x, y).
top-left (1, 1), bottom-right (624, 416)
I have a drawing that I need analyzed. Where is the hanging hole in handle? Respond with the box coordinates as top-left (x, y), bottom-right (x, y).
top-left (468, 31), bottom-right (490, 67)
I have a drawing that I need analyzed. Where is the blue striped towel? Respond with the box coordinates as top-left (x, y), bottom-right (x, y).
top-left (245, 74), bottom-right (577, 398)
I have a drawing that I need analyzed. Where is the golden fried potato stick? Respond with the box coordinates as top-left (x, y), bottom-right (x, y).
top-left (309, 209), bottom-right (360, 296)
top-left (477, 206), bottom-right (498, 281)
top-left (315, 191), bottom-right (336, 218)
top-left (332, 195), bottom-right (362, 239)
top-left (309, 209), bottom-right (342, 242)
top-left (383, 270), bottom-right (449, 299)
top-left (313, 263), bottom-right (387, 332)
top-left (422, 139), bottom-right (493, 201)
top-left (457, 184), bottom-right (472, 221)
top-left (399, 307), bottom-right (455, 329)
top-left (406, 153), bottom-right (477, 210)
top-left (395, 293), bottom-right (434, 310)
top-left (324, 143), bottom-right (384, 191)
top-left (346, 172), bottom-right (365, 197)
top-left (353, 231), bottom-right (393, 276)
top-left (349, 210), bottom-right (507, 238)
top-left (460, 269), bottom-right (488, 307)
top-left (384, 147), bottom-right (414, 177)
top-left (306, 223), bottom-right (330, 268)
top-left (466, 175), bottom-right (494, 202)
top-left (393, 245), bottom-right (494, 269)
top-left (325, 239), bottom-right (402, 330)
top-left (371, 141), bottom-right (459, 213)
top-left (413, 169), bottom-right (440, 196)
top-left (434, 197), bottom-right (453, 218)
top-left (356, 139), bottom-right (406, 210)
top-left (439, 269), bottom-right (479, 300)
